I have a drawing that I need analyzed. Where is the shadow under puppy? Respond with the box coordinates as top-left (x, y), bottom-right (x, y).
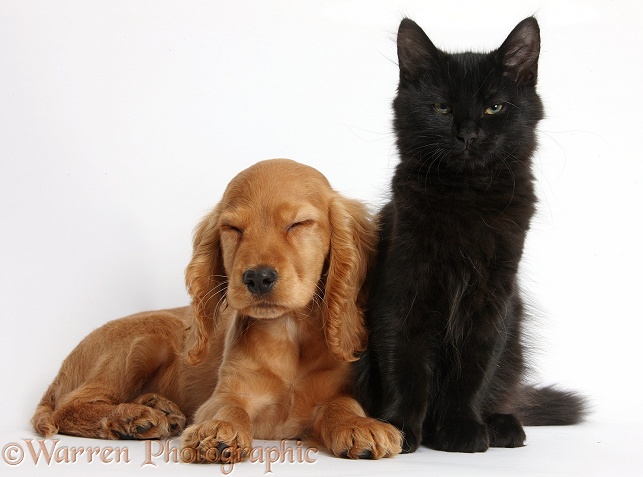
top-left (33, 158), bottom-right (402, 462)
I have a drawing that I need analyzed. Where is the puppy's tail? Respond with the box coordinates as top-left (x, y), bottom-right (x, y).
top-left (32, 383), bottom-right (59, 437)
top-left (515, 385), bottom-right (587, 426)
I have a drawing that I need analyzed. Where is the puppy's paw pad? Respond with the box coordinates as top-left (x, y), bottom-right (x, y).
top-left (101, 404), bottom-right (171, 440)
top-left (181, 420), bottom-right (252, 464)
top-left (327, 417), bottom-right (402, 459)
top-left (132, 393), bottom-right (186, 436)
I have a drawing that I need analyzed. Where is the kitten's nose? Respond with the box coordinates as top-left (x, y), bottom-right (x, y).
top-left (457, 129), bottom-right (478, 148)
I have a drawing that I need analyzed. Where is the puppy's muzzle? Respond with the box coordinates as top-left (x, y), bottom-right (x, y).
top-left (242, 266), bottom-right (278, 295)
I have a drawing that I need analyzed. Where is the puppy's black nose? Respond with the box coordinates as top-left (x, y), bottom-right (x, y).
top-left (242, 266), bottom-right (278, 295)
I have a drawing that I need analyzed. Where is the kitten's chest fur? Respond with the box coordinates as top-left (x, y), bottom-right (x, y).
top-left (387, 168), bottom-right (535, 318)
top-left (398, 170), bottom-right (532, 248)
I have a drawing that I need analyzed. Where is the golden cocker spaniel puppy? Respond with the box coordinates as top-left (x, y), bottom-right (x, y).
top-left (32, 159), bottom-right (402, 462)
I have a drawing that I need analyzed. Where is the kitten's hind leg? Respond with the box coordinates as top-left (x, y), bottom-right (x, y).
top-left (428, 419), bottom-right (490, 453)
top-left (485, 413), bottom-right (526, 448)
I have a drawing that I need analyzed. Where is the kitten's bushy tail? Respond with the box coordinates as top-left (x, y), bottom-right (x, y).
top-left (516, 385), bottom-right (587, 426)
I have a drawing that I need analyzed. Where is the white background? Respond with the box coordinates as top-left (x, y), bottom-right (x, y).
top-left (1, 0), bottom-right (641, 475)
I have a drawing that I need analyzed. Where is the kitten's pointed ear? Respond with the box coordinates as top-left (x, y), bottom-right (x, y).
top-left (397, 18), bottom-right (440, 83)
top-left (498, 17), bottom-right (540, 85)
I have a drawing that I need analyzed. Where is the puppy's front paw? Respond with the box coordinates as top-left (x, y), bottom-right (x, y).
top-left (326, 416), bottom-right (403, 459)
top-left (431, 419), bottom-right (489, 453)
top-left (181, 420), bottom-right (252, 464)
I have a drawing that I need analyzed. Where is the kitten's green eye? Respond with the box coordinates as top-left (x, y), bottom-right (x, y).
top-left (433, 103), bottom-right (452, 114)
top-left (484, 103), bottom-right (504, 115)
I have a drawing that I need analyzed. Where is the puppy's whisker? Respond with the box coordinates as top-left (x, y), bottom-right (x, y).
top-left (192, 283), bottom-right (228, 323)
top-left (198, 283), bottom-right (227, 308)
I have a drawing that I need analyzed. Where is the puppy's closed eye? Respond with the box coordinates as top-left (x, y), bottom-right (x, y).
top-left (287, 219), bottom-right (314, 232)
top-left (221, 225), bottom-right (243, 236)
top-left (219, 214), bottom-right (245, 237)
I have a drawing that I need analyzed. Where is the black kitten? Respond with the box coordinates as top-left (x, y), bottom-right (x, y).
top-left (354, 17), bottom-right (585, 453)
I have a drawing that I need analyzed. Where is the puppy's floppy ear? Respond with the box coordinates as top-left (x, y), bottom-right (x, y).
top-left (185, 204), bottom-right (226, 365)
top-left (323, 194), bottom-right (377, 362)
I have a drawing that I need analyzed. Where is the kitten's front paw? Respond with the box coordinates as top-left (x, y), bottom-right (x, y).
top-left (485, 413), bottom-right (526, 448)
top-left (431, 419), bottom-right (489, 453)
top-left (181, 420), bottom-right (252, 464)
top-left (399, 423), bottom-right (422, 454)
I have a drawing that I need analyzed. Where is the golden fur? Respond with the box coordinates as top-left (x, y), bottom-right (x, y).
top-left (32, 159), bottom-right (402, 462)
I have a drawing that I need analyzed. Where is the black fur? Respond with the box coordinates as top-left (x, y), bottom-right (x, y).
top-left (354, 17), bottom-right (585, 454)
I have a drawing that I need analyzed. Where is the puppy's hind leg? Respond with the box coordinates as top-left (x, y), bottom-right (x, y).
top-left (37, 335), bottom-right (183, 439)
top-left (53, 391), bottom-right (180, 439)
